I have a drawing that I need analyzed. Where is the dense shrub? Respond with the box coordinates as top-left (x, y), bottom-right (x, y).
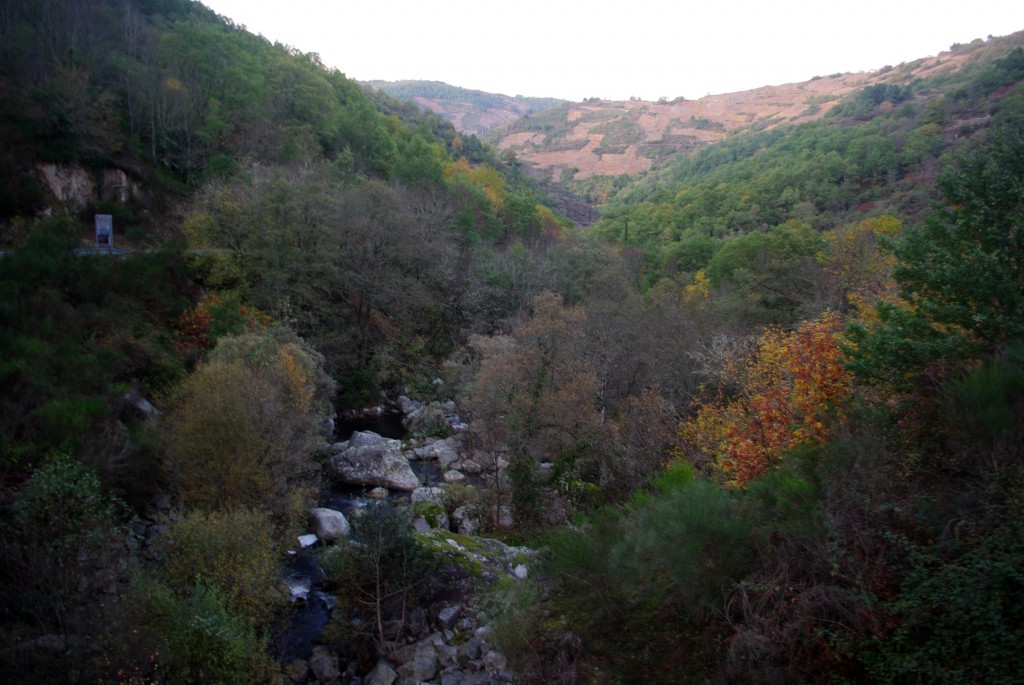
top-left (162, 328), bottom-right (334, 525)
top-left (160, 507), bottom-right (281, 627)
top-left (118, 576), bottom-right (275, 685)
top-left (0, 450), bottom-right (126, 679)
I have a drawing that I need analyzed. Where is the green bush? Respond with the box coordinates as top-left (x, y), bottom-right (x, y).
top-left (128, 576), bottom-right (274, 685)
top-left (160, 507), bottom-right (281, 627)
top-left (0, 450), bottom-right (126, 679)
top-left (868, 520), bottom-right (1024, 684)
top-left (535, 469), bottom-right (759, 682)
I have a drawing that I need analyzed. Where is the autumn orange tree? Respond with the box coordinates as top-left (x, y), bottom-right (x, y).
top-left (681, 314), bottom-right (851, 485)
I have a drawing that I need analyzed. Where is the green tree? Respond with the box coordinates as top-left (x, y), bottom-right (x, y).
top-left (321, 503), bottom-right (442, 655)
top-left (848, 117), bottom-right (1024, 386)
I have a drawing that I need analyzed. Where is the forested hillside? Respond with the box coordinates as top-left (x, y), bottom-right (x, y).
top-left (1, 1), bottom-right (1023, 683)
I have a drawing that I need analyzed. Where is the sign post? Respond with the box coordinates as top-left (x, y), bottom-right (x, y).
top-left (95, 214), bottom-right (113, 251)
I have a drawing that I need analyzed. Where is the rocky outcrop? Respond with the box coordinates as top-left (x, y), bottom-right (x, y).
top-left (36, 163), bottom-right (140, 211)
top-left (399, 395), bottom-right (470, 436)
top-left (282, 587), bottom-right (522, 685)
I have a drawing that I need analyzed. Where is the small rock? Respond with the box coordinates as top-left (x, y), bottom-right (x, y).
top-left (397, 655), bottom-right (438, 682)
top-left (443, 470), bottom-right (466, 484)
top-left (436, 643), bottom-right (458, 668)
top-left (512, 564), bottom-right (528, 580)
top-left (368, 486), bottom-right (389, 499)
top-left (364, 660), bottom-right (398, 685)
top-left (285, 659), bottom-right (310, 684)
top-left (411, 486), bottom-right (446, 505)
top-left (457, 638), bottom-right (483, 665)
top-left (452, 506), bottom-right (479, 536)
top-left (482, 650), bottom-right (507, 673)
top-left (459, 459), bottom-right (483, 475)
top-left (124, 388), bottom-right (161, 420)
top-left (412, 516), bottom-right (432, 534)
top-left (348, 430), bottom-right (387, 448)
top-left (398, 396), bottom-right (422, 415)
top-left (408, 607), bottom-right (430, 638)
top-left (497, 506), bottom-right (514, 529)
top-left (320, 416), bottom-right (336, 439)
top-left (437, 604), bottom-right (462, 630)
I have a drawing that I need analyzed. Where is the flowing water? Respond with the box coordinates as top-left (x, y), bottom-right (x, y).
top-left (277, 409), bottom-right (411, 661)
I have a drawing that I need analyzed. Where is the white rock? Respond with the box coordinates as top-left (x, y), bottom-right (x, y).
top-left (443, 469), bottom-right (466, 483)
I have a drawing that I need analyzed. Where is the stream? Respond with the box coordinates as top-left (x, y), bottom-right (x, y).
top-left (275, 409), bottom-right (412, 662)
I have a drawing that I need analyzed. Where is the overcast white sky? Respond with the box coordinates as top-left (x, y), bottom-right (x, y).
top-left (199, 0), bottom-right (1024, 102)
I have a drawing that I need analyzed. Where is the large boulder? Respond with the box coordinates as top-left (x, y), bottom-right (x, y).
top-left (328, 431), bottom-right (421, 492)
top-left (310, 507), bottom-right (350, 542)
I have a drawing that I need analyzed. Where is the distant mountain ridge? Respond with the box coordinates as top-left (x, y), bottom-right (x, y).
top-left (484, 34), bottom-right (1024, 183)
top-left (364, 80), bottom-right (567, 135)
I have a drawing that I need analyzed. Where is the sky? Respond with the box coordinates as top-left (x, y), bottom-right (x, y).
top-left (199, 0), bottom-right (1024, 102)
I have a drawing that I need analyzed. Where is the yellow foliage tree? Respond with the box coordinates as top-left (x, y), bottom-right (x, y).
top-left (444, 157), bottom-right (506, 212)
top-left (819, 215), bottom-right (902, 313)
